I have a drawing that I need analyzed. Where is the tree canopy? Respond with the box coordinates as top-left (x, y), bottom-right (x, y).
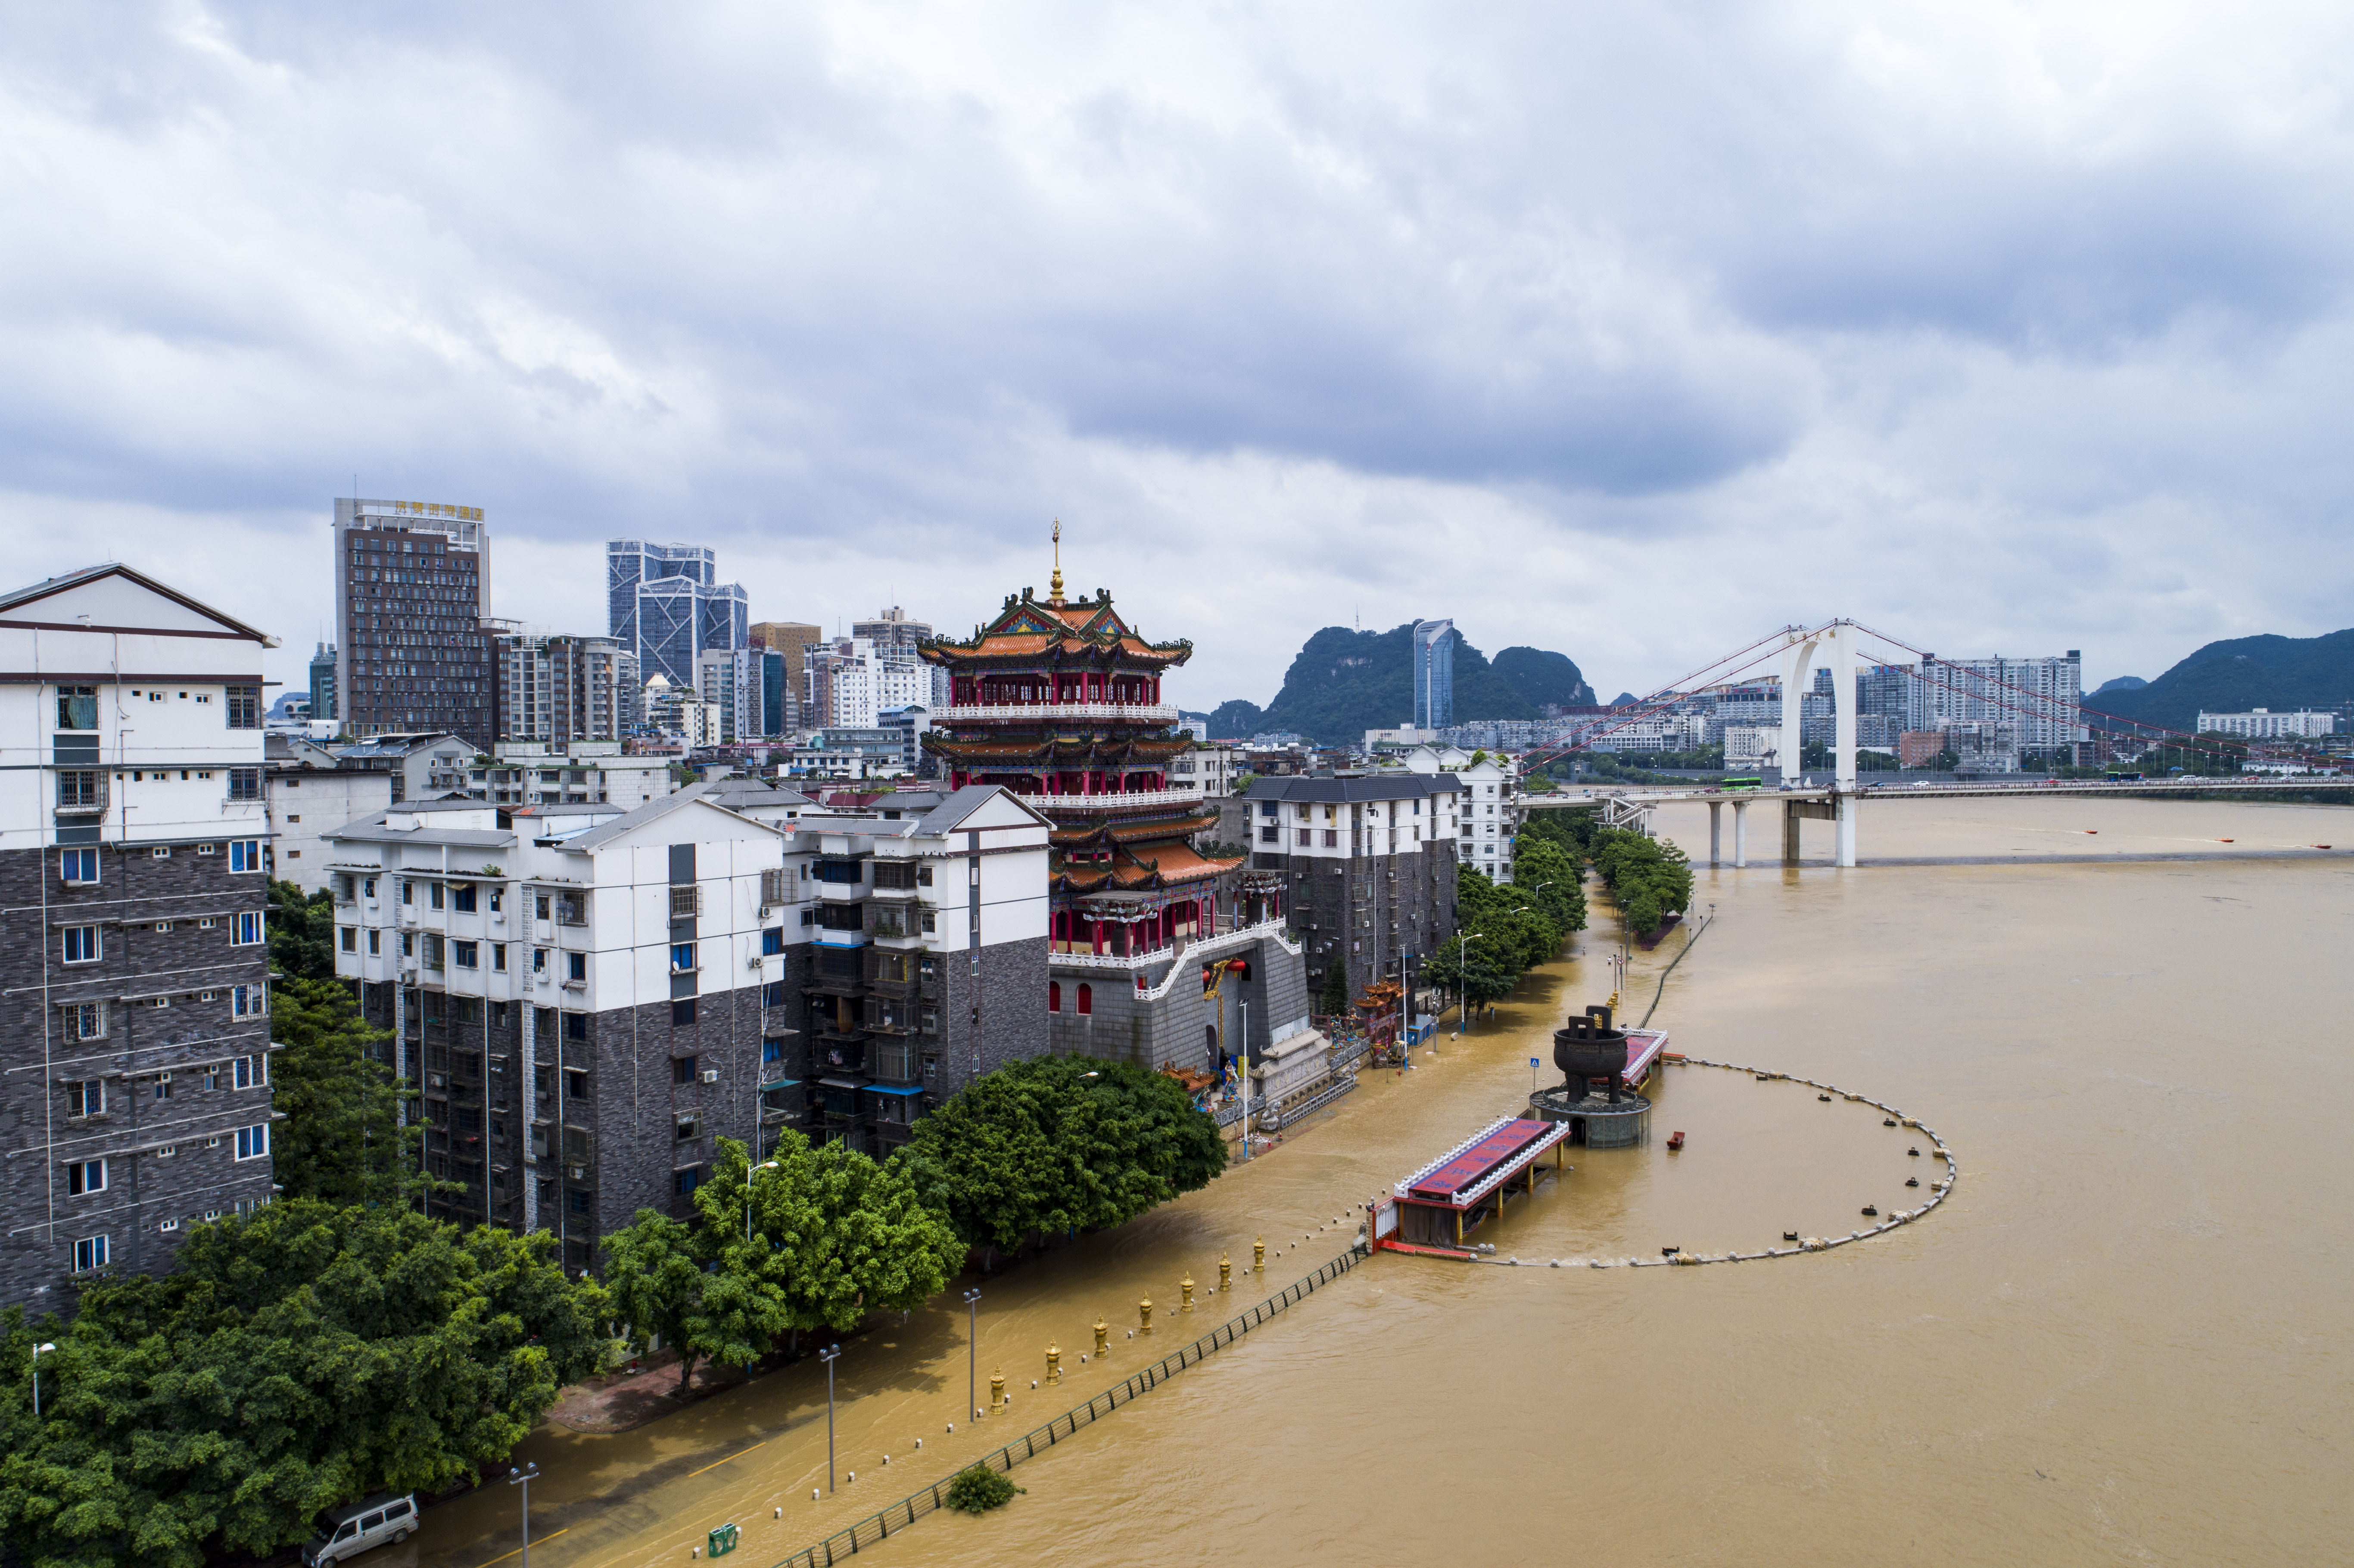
top-left (0, 1203), bottom-right (607, 1568)
top-left (1423, 857), bottom-right (1586, 1011)
top-left (268, 976), bottom-right (424, 1208)
top-left (898, 1057), bottom-right (1224, 1257)
top-left (268, 879), bottom-right (338, 983)
top-left (1589, 827), bottom-right (1694, 936)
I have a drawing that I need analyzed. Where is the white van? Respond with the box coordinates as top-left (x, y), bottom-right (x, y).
top-left (301, 1493), bottom-right (419, 1564)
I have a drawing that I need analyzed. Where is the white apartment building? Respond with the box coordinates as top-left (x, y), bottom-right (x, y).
top-left (0, 565), bottom-right (280, 1308)
top-left (466, 742), bottom-right (676, 810)
top-left (323, 780), bottom-right (1050, 1269)
top-left (1169, 742), bottom-right (1241, 797)
top-left (1401, 745), bottom-right (1518, 881)
top-left (816, 638), bottom-right (934, 730)
top-left (2195, 708), bottom-right (2337, 740)
top-left (1922, 652), bottom-right (2082, 751)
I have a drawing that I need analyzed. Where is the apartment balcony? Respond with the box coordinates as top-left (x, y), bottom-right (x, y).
top-left (1012, 787), bottom-right (1203, 814)
top-left (869, 921), bottom-right (928, 949)
top-left (946, 702), bottom-right (1177, 725)
top-left (811, 927), bottom-right (869, 949)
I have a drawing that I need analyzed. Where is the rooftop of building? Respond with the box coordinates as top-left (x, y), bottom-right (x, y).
top-left (1244, 774), bottom-right (1464, 803)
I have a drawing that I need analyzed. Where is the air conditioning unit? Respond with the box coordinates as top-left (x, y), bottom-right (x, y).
top-left (491, 911), bottom-right (507, 925)
top-left (747, 953), bottom-right (768, 971)
top-left (429, 1073), bottom-right (446, 1088)
top-left (700, 1069), bottom-right (719, 1084)
top-left (568, 1164), bottom-right (588, 1181)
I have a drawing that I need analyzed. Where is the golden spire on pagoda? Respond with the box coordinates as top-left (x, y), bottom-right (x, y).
top-left (1049, 518), bottom-right (1065, 605)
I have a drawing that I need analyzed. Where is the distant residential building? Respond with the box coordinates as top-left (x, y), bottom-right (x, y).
top-left (878, 706), bottom-right (933, 775)
top-left (1412, 619), bottom-right (1456, 731)
top-left (1170, 742), bottom-right (1239, 797)
top-left (1404, 746), bottom-right (1518, 882)
top-left (0, 564), bottom-right (278, 1308)
top-left (852, 607), bottom-right (931, 656)
top-left (1946, 721), bottom-right (2021, 772)
top-left (607, 541), bottom-right (749, 690)
top-left (1178, 716), bottom-right (1210, 743)
top-left (330, 732), bottom-right (478, 803)
top-left (309, 641), bottom-right (339, 725)
top-left (792, 728), bottom-right (906, 778)
top-left (334, 498), bottom-right (495, 747)
top-left (1921, 652), bottom-right (2082, 752)
top-left (1897, 730), bottom-right (1947, 768)
top-left (814, 638), bottom-right (932, 729)
top-left (266, 739), bottom-right (396, 892)
top-left (2196, 708), bottom-right (2336, 740)
top-left (1589, 712), bottom-right (1706, 753)
top-left (494, 632), bottom-right (634, 745)
top-left (697, 649), bottom-right (752, 745)
top-left (465, 742), bottom-right (675, 810)
top-left (1725, 725), bottom-right (1785, 770)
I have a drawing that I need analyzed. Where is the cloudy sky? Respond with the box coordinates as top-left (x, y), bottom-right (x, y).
top-left (6, 2), bottom-right (2351, 709)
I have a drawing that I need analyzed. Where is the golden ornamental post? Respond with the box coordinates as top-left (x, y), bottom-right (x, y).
top-left (1254, 1235), bottom-right (1265, 1272)
top-left (1219, 1252), bottom-right (1232, 1292)
top-left (990, 1367), bottom-right (1006, 1413)
top-left (1139, 1296), bottom-right (1153, 1334)
top-left (1046, 1343), bottom-right (1062, 1384)
top-left (1093, 1316), bottom-right (1108, 1356)
top-left (1180, 1274), bottom-right (1195, 1313)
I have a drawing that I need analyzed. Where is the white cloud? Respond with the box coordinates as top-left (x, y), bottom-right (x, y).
top-left (0, 0), bottom-right (2350, 704)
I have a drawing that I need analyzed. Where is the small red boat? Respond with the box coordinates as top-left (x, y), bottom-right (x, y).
top-left (1666, 1130), bottom-right (1685, 1151)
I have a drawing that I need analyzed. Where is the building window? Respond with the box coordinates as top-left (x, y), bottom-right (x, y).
top-left (234, 1124), bottom-right (269, 1160)
top-left (492, 943), bottom-right (507, 971)
top-left (673, 1055), bottom-right (698, 1086)
top-left (227, 768), bottom-right (261, 802)
top-left (567, 952), bottom-right (586, 982)
top-left (672, 998), bottom-right (697, 1026)
top-left (62, 924), bottom-right (100, 964)
top-left (67, 1002), bottom-right (105, 1041)
top-left (232, 912), bottom-right (263, 946)
top-left (1296, 828), bottom-right (1311, 846)
top-left (56, 685), bottom-right (98, 731)
top-left (452, 884), bottom-right (478, 914)
top-left (154, 1073), bottom-right (173, 1100)
top-left (1260, 826), bottom-right (1278, 843)
top-left (762, 927), bottom-right (784, 955)
top-left (56, 770), bottom-right (105, 812)
top-left (676, 1112), bottom-right (701, 1142)
top-left (452, 940), bottom-right (479, 969)
top-left (341, 927), bottom-right (358, 953)
top-left (674, 1167), bottom-right (703, 1195)
top-left (1076, 983), bottom-right (1092, 1016)
top-left (59, 847), bottom-right (100, 884)
top-left (74, 1235), bottom-right (109, 1272)
top-left (234, 1055), bottom-right (265, 1089)
top-left (1048, 980), bottom-right (1062, 1012)
top-left (66, 1081), bottom-right (100, 1118)
top-left (670, 942), bottom-right (697, 973)
top-left (225, 685), bottom-right (261, 728)
top-left (921, 911), bottom-right (937, 932)
top-left (670, 886), bottom-right (702, 918)
top-left (228, 839), bottom-right (262, 871)
top-left (367, 929), bottom-right (381, 956)
top-left (429, 882), bottom-right (445, 911)
top-left (67, 1158), bottom-right (106, 1195)
top-left (231, 983), bottom-right (265, 1018)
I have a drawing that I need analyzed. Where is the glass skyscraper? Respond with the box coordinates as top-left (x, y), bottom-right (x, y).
top-left (1413, 618), bottom-right (1455, 731)
top-left (607, 540), bottom-right (748, 689)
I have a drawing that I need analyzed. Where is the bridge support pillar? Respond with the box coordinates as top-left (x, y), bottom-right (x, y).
top-left (1708, 801), bottom-right (1722, 866)
top-left (1836, 793), bottom-right (1856, 867)
top-left (1782, 801), bottom-right (1802, 864)
top-left (1732, 800), bottom-right (1749, 867)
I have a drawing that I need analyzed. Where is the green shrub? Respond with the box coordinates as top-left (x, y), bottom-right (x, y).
top-left (946, 1462), bottom-right (1025, 1513)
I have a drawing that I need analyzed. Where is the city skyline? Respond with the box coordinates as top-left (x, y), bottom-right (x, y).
top-left (6, 8), bottom-right (2352, 711)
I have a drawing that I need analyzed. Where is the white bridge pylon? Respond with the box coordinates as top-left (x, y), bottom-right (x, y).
top-left (1698, 619), bottom-right (1860, 869)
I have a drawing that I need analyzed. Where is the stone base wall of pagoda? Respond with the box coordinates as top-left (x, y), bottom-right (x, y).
top-left (1046, 933), bottom-right (1310, 1074)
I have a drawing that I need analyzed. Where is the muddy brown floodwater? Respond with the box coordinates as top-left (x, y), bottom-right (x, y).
top-left (399, 796), bottom-right (2353, 1568)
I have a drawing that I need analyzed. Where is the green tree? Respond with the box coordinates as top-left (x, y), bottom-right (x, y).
top-left (601, 1211), bottom-right (712, 1396)
top-left (1588, 828), bottom-right (1693, 936)
top-left (693, 1134), bottom-right (965, 1363)
top-left (1508, 836), bottom-right (1588, 934)
top-left (268, 977), bottom-right (423, 1207)
top-left (1422, 930), bottom-right (1517, 1011)
top-left (900, 1057), bottom-right (1225, 1259)
top-left (0, 1203), bottom-right (606, 1568)
top-left (1319, 961), bottom-right (1351, 1015)
top-left (268, 879), bottom-right (337, 983)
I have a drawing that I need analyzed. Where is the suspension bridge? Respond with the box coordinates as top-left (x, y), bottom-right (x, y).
top-left (1511, 620), bottom-right (2349, 867)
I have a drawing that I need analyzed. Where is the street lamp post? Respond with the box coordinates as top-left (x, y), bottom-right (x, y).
top-left (29, 1341), bottom-right (55, 1417)
top-left (1454, 931), bottom-right (1484, 1039)
top-left (818, 1345), bottom-right (842, 1493)
top-left (962, 1288), bottom-right (982, 1421)
top-left (506, 1461), bottom-right (539, 1568)
top-left (746, 1158), bottom-right (780, 1244)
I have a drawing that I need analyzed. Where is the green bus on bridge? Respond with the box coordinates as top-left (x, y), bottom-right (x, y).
top-left (1719, 776), bottom-right (1764, 791)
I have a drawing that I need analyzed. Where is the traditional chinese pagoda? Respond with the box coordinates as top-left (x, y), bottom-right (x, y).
top-left (919, 538), bottom-right (1308, 1072)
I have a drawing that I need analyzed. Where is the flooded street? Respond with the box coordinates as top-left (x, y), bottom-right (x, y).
top-left (411, 796), bottom-right (2353, 1568)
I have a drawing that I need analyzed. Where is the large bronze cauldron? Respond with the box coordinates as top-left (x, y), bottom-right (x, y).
top-left (1554, 1004), bottom-right (1629, 1103)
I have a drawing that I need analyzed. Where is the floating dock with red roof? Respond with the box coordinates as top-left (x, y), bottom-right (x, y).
top-left (1377, 1114), bottom-right (1570, 1250)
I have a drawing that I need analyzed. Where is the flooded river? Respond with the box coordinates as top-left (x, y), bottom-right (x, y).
top-left (409, 795), bottom-right (2353, 1568)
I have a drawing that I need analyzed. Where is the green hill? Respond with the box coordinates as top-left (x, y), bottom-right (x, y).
top-left (1215, 624), bottom-right (1594, 745)
top-left (2090, 629), bottom-right (2354, 733)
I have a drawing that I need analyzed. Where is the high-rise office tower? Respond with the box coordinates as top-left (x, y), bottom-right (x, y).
top-left (1413, 619), bottom-right (1456, 731)
top-left (333, 498), bottom-right (494, 747)
top-left (852, 606), bottom-right (932, 656)
top-left (308, 641), bottom-right (339, 725)
top-left (607, 541), bottom-right (748, 689)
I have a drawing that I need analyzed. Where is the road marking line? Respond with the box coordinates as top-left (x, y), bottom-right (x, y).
top-left (473, 1525), bottom-right (569, 1566)
top-left (687, 1439), bottom-right (768, 1478)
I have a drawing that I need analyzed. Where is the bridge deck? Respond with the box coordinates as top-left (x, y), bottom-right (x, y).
top-left (1523, 778), bottom-right (2352, 809)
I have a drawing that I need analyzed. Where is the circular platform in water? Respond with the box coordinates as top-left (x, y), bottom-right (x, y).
top-left (1528, 1086), bottom-right (1653, 1147)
